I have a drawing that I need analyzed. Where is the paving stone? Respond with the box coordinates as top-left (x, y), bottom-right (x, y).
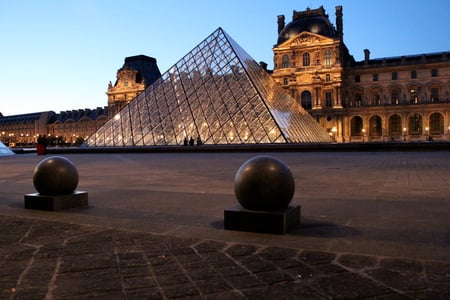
top-left (125, 287), bottom-right (163, 300)
top-left (298, 250), bottom-right (336, 265)
top-left (255, 270), bottom-right (295, 284)
top-left (337, 253), bottom-right (378, 270)
top-left (194, 278), bottom-right (232, 294)
top-left (367, 268), bottom-right (427, 292)
top-left (59, 253), bottom-right (116, 273)
top-left (311, 272), bottom-right (392, 299)
top-left (52, 269), bottom-right (122, 297)
top-left (161, 282), bottom-right (199, 298)
top-left (120, 266), bottom-right (152, 277)
top-left (193, 240), bottom-right (227, 253)
top-left (224, 244), bottom-right (259, 257)
top-left (224, 274), bottom-right (264, 289)
top-left (380, 257), bottom-right (423, 273)
top-left (242, 282), bottom-right (328, 299)
top-left (257, 246), bottom-right (299, 261)
top-left (156, 273), bottom-right (191, 287)
top-left (123, 276), bottom-right (157, 289)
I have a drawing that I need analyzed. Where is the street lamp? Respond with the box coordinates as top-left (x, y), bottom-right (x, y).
top-left (403, 127), bottom-right (407, 141)
top-left (425, 127), bottom-right (429, 141)
top-left (361, 128), bottom-right (366, 143)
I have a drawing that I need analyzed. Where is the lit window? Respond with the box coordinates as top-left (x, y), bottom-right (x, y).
top-left (324, 49), bottom-right (332, 67)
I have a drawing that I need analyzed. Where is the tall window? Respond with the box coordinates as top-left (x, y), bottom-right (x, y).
top-left (430, 87), bottom-right (439, 102)
top-left (409, 113), bottom-right (422, 135)
top-left (391, 88), bottom-right (400, 104)
top-left (355, 75), bottom-right (360, 83)
top-left (389, 114), bottom-right (402, 135)
top-left (351, 116), bottom-right (363, 136)
top-left (324, 49), bottom-right (332, 67)
top-left (411, 70), bottom-right (417, 78)
top-left (303, 53), bottom-right (310, 66)
top-left (430, 113), bottom-right (443, 134)
top-left (410, 87), bottom-right (419, 103)
top-left (369, 115), bottom-right (382, 136)
top-left (355, 93), bottom-right (362, 106)
top-left (325, 92), bottom-right (332, 107)
top-left (281, 55), bottom-right (289, 68)
top-left (301, 91), bottom-right (312, 109)
top-left (371, 91), bottom-right (381, 105)
top-left (373, 74), bottom-right (378, 81)
top-left (392, 72), bottom-right (398, 80)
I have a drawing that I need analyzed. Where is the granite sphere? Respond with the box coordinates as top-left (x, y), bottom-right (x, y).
top-left (234, 155), bottom-right (295, 211)
top-left (33, 156), bottom-right (79, 195)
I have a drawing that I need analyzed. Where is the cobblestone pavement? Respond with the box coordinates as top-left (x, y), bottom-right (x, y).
top-left (1, 151), bottom-right (449, 299)
top-left (1, 215), bottom-right (448, 299)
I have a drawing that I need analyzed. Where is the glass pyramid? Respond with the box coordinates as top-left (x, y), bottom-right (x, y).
top-left (87, 28), bottom-right (331, 146)
top-left (0, 141), bottom-right (14, 156)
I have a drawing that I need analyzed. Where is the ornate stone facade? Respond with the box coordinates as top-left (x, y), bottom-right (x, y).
top-left (272, 6), bottom-right (450, 142)
top-left (107, 55), bottom-right (161, 118)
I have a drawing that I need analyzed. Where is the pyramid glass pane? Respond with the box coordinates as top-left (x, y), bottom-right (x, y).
top-left (87, 28), bottom-right (331, 147)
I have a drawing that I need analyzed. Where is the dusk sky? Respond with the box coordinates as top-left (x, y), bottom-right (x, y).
top-left (1, 0), bottom-right (449, 116)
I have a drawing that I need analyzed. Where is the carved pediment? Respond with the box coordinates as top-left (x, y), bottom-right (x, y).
top-left (287, 32), bottom-right (335, 47)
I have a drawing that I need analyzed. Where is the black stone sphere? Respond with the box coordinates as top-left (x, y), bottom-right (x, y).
top-left (33, 156), bottom-right (79, 195)
top-left (234, 155), bottom-right (295, 211)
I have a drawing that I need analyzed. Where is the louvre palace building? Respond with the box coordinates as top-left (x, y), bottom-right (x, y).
top-left (1, 5), bottom-right (449, 147)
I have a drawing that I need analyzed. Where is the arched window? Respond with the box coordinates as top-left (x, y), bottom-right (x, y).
top-left (429, 113), bottom-right (443, 134)
top-left (302, 53), bottom-right (310, 66)
top-left (389, 114), bottom-right (402, 136)
top-left (281, 55), bottom-right (289, 68)
top-left (301, 91), bottom-right (312, 109)
top-left (324, 49), bottom-right (332, 67)
top-left (369, 115), bottom-right (382, 137)
top-left (350, 116), bottom-right (363, 136)
top-left (408, 113), bottom-right (422, 135)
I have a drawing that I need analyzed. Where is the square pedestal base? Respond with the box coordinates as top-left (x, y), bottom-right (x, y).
top-left (224, 204), bottom-right (301, 234)
top-left (24, 191), bottom-right (88, 211)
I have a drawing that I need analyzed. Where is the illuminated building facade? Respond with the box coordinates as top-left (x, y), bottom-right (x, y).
top-left (0, 108), bottom-right (108, 147)
top-left (107, 55), bottom-right (161, 118)
top-left (273, 6), bottom-right (450, 142)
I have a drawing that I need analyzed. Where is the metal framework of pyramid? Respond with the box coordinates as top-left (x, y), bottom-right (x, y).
top-left (87, 28), bottom-right (331, 147)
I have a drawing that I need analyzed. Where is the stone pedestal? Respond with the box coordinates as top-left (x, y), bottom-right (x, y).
top-left (224, 204), bottom-right (301, 234)
top-left (24, 191), bottom-right (88, 211)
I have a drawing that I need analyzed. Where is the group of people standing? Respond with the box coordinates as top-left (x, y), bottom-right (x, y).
top-left (183, 136), bottom-right (202, 146)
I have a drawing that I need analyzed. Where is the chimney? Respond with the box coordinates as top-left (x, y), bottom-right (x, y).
top-left (277, 15), bottom-right (285, 34)
top-left (335, 6), bottom-right (343, 41)
top-left (364, 49), bottom-right (370, 63)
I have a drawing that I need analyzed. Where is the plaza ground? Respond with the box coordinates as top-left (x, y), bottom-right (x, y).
top-left (0, 150), bottom-right (449, 298)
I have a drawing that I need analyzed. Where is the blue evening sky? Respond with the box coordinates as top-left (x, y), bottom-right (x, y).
top-left (1, 0), bottom-right (449, 116)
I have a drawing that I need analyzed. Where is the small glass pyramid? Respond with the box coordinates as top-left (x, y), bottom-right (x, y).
top-left (0, 141), bottom-right (14, 156)
top-left (87, 28), bottom-right (331, 146)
